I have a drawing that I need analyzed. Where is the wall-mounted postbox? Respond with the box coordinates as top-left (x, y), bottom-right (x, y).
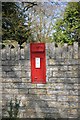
top-left (30, 43), bottom-right (46, 84)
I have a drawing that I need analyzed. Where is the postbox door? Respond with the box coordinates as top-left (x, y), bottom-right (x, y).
top-left (31, 55), bottom-right (46, 83)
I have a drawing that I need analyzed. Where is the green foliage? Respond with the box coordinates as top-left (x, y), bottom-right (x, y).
top-left (2, 2), bottom-right (62, 44)
top-left (7, 99), bottom-right (13, 118)
top-left (2, 2), bottom-right (34, 46)
top-left (2, 40), bottom-right (18, 48)
top-left (53, 2), bottom-right (80, 45)
top-left (7, 98), bottom-right (20, 118)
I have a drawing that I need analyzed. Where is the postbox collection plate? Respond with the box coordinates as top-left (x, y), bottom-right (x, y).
top-left (30, 43), bottom-right (46, 84)
top-left (35, 58), bottom-right (40, 68)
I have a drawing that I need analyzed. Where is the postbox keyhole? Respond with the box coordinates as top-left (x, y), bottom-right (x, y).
top-left (34, 77), bottom-right (37, 81)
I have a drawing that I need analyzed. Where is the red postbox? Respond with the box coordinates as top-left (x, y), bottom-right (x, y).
top-left (30, 43), bottom-right (46, 84)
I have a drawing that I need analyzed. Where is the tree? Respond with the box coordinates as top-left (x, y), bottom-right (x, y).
top-left (2, 2), bottom-right (37, 46)
top-left (28, 3), bottom-right (54, 42)
top-left (27, 2), bottom-right (64, 43)
top-left (2, 2), bottom-right (66, 45)
top-left (53, 2), bottom-right (80, 45)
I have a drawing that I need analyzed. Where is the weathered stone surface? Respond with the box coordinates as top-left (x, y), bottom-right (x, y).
top-left (21, 78), bottom-right (31, 83)
top-left (2, 78), bottom-right (21, 83)
top-left (58, 96), bottom-right (68, 101)
top-left (2, 82), bottom-right (36, 89)
top-left (41, 107), bottom-right (59, 114)
top-left (48, 59), bottom-right (56, 65)
top-left (36, 84), bottom-right (47, 88)
top-left (73, 42), bottom-right (78, 59)
top-left (29, 88), bottom-right (47, 95)
top-left (19, 108), bottom-right (45, 118)
top-left (61, 43), bottom-right (68, 59)
top-left (49, 78), bottom-right (78, 83)
top-left (67, 45), bottom-right (73, 59)
top-left (68, 96), bottom-right (78, 102)
top-left (1, 49), bottom-right (6, 60)
top-left (46, 113), bottom-right (61, 118)
top-left (55, 46), bottom-right (62, 58)
top-left (52, 71), bottom-right (78, 78)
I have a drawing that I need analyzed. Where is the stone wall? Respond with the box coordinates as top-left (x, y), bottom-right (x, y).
top-left (1, 42), bottom-right (80, 118)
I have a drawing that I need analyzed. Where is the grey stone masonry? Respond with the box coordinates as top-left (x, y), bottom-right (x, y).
top-left (1, 42), bottom-right (80, 118)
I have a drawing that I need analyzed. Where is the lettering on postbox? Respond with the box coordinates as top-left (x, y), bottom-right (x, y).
top-left (30, 43), bottom-right (46, 84)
